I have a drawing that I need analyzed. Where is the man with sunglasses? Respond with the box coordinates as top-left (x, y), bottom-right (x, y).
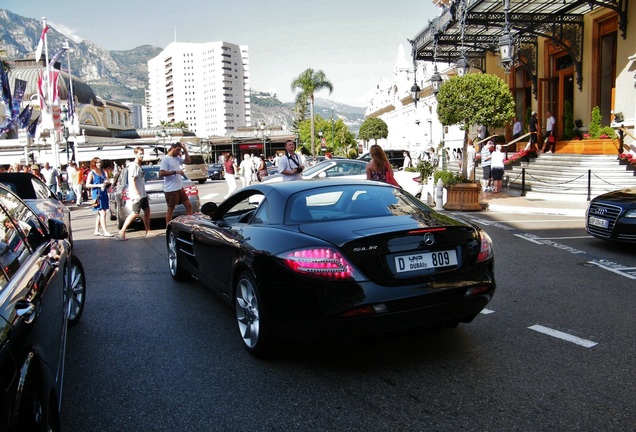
top-left (278, 140), bottom-right (306, 181)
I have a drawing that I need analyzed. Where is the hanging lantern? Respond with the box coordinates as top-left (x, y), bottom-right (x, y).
top-left (431, 67), bottom-right (442, 96)
top-left (456, 56), bottom-right (469, 77)
top-left (411, 83), bottom-right (421, 103)
top-left (499, 31), bottom-right (516, 70)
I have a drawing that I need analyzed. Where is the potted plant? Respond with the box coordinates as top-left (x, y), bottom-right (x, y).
top-left (435, 74), bottom-right (515, 210)
top-left (433, 169), bottom-right (482, 211)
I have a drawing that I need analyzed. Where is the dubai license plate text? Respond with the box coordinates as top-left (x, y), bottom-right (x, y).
top-left (394, 250), bottom-right (458, 273)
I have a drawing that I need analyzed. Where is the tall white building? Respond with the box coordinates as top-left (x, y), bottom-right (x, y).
top-left (147, 41), bottom-right (250, 138)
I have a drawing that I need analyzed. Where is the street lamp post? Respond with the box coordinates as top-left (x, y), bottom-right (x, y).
top-left (61, 105), bottom-right (71, 163)
top-left (254, 122), bottom-right (270, 157)
top-left (330, 105), bottom-right (335, 153)
top-left (155, 128), bottom-right (172, 156)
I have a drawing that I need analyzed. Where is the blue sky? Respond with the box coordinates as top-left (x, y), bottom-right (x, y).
top-left (4, 0), bottom-right (441, 107)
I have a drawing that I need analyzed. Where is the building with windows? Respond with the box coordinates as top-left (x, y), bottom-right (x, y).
top-left (147, 41), bottom-right (251, 138)
top-left (406, 0), bottom-right (635, 154)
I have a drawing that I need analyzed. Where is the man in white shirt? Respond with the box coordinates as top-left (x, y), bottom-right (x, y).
top-left (117, 147), bottom-right (152, 240)
top-left (159, 143), bottom-right (192, 225)
top-left (542, 110), bottom-right (556, 153)
top-left (278, 140), bottom-right (305, 181)
top-left (41, 162), bottom-right (60, 195)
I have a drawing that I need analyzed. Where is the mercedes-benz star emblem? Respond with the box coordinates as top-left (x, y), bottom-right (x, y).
top-left (423, 233), bottom-right (435, 246)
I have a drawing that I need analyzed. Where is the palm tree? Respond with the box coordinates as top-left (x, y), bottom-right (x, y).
top-left (291, 68), bottom-right (333, 156)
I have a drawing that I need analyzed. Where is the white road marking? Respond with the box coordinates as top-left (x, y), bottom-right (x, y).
top-left (480, 308), bottom-right (495, 315)
top-left (528, 325), bottom-right (598, 348)
top-left (587, 261), bottom-right (636, 280)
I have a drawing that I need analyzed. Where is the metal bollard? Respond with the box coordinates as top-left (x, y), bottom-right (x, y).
top-left (435, 178), bottom-right (444, 210)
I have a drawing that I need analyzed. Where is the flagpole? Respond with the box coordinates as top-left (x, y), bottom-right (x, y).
top-left (41, 17), bottom-right (60, 169)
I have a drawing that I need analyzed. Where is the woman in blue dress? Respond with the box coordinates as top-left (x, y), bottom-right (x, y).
top-left (85, 157), bottom-right (114, 237)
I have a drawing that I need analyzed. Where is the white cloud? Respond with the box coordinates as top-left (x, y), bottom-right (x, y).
top-left (49, 21), bottom-right (83, 44)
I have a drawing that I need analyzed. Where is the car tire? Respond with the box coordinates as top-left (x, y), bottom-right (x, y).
top-left (198, 179), bottom-right (206, 184)
top-left (66, 254), bottom-right (86, 327)
top-left (235, 271), bottom-right (272, 358)
top-left (168, 230), bottom-right (189, 281)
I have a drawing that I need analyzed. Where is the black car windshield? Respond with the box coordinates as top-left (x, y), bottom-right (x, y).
top-left (285, 184), bottom-right (430, 223)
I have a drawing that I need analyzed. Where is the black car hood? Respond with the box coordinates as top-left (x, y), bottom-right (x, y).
top-left (594, 188), bottom-right (636, 205)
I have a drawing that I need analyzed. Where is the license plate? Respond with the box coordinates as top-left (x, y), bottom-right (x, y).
top-left (588, 216), bottom-right (608, 228)
top-left (149, 192), bottom-right (163, 199)
top-left (394, 250), bottom-right (458, 273)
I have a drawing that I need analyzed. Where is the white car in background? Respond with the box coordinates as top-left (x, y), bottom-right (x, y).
top-left (262, 159), bottom-right (423, 198)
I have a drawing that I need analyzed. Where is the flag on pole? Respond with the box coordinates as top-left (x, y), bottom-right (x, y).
top-left (18, 105), bottom-right (33, 129)
top-left (11, 78), bottom-right (27, 120)
top-left (50, 71), bottom-right (60, 106)
top-left (0, 64), bottom-right (11, 106)
top-left (37, 69), bottom-right (49, 111)
top-left (34, 25), bottom-right (50, 63)
top-left (48, 48), bottom-right (67, 67)
top-left (67, 86), bottom-right (75, 121)
top-left (0, 118), bottom-right (14, 135)
top-left (27, 114), bottom-right (40, 138)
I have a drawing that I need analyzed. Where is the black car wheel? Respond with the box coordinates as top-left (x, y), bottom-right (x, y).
top-left (168, 231), bottom-right (188, 281)
top-left (235, 271), bottom-right (271, 357)
top-left (66, 254), bottom-right (86, 327)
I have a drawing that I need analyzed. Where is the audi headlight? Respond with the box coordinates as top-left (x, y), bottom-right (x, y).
top-left (624, 209), bottom-right (636, 218)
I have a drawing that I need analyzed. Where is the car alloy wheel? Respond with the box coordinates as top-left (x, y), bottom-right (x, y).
top-left (66, 254), bottom-right (86, 327)
top-left (235, 271), bottom-right (270, 357)
top-left (168, 231), bottom-right (188, 281)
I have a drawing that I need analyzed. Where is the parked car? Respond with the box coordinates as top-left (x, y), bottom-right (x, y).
top-left (182, 154), bottom-right (208, 184)
top-left (586, 188), bottom-right (636, 243)
top-left (207, 163), bottom-right (225, 180)
top-left (263, 159), bottom-right (423, 198)
top-left (0, 183), bottom-right (86, 431)
top-left (358, 149), bottom-right (407, 169)
top-left (166, 180), bottom-right (495, 357)
top-left (109, 165), bottom-right (201, 230)
top-left (0, 172), bottom-right (73, 245)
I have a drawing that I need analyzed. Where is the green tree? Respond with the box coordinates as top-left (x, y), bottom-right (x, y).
top-left (291, 68), bottom-right (333, 157)
top-left (358, 117), bottom-right (388, 145)
top-left (297, 115), bottom-right (356, 157)
top-left (436, 74), bottom-right (515, 177)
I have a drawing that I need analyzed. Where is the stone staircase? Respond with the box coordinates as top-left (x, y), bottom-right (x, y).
top-left (449, 154), bottom-right (636, 197)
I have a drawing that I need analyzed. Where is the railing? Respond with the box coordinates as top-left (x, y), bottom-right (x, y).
top-left (506, 167), bottom-right (633, 200)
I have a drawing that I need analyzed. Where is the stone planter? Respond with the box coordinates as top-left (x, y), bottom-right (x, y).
top-left (443, 182), bottom-right (482, 211)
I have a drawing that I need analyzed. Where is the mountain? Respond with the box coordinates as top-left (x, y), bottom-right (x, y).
top-left (250, 92), bottom-right (365, 135)
top-left (0, 9), bottom-right (365, 133)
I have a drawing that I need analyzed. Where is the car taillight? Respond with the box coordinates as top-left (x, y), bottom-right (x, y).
top-left (278, 248), bottom-right (360, 281)
top-left (476, 231), bottom-right (493, 263)
top-left (184, 185), bottom-right (198, 196)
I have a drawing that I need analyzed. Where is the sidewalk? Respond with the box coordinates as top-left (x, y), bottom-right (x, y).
top-left (478, 189), bottom-right (589, 217)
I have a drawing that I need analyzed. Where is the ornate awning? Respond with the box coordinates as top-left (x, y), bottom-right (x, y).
top-left (411, 0), bottom-right (629, 91)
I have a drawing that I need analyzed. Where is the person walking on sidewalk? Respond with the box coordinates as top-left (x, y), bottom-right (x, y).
top-left (117, 147), bottom-right (152, 240)
top-left (86, 157), bottom-right (114, 237)
top-left (490, 144), bottom-right (506, 193)
top-left (159, 142), bottom-right (192, 225)
top-left (481, 140), bottom-right (494, 191)
top-left (542, 110), bottom-right (556, 153)
top-left (525, 111), bottom-right (539, 152)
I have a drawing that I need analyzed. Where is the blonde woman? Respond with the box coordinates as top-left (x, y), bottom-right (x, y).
top-left (366, 145), bottom-right (400, 187)
top-left (85, 157), bottom-right (113, 237)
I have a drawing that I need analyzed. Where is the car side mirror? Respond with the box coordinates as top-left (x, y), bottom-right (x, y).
top-left (49, 218), bottom-right (69, 240)
top-left (201, 202), bottom-right (218, 217)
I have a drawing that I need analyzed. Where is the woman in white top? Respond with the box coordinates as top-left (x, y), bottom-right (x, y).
top-left (489, 144), bottom-right (506, 193)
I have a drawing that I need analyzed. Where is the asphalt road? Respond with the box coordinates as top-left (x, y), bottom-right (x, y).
top-left (61, 179), bottom-right (636, 431)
